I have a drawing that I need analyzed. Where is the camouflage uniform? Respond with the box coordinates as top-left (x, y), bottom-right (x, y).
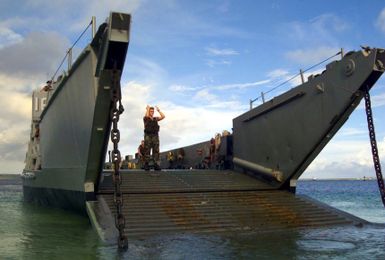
top-left (137, 143), bottom-right (146, 168)
top-left (144, 134), bottom-right (159, 163)
top-left (143, 116), bottom-right (160, 167)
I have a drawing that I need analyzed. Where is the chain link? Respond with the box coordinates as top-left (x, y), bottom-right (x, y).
top-left (364, 89), bottom-right (385, 208)
top-left (110, 66), bottom-right (128, 250)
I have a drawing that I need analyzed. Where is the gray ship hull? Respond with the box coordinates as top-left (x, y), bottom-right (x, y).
top-left (23, 184), bottom-right (87, 213)
top-left (22, 12), bottom-right (131, 212)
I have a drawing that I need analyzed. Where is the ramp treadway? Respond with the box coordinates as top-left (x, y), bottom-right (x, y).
top-left (90, 170), bottom-right (364, 239)
top-left (99, 169), bottom-right (275, 193)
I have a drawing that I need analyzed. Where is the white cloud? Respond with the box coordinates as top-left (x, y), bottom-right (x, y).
top-left (0, 27), bottom-right (23, 48)
top-left (214, 80), bottom-right (270, 90)
top-left (156, 101), bottom-right (239, 151)
top-left (302, 137), bottom-right (385, 179)
top-left (0, 31), bottom-right (69, 77)
top-left (69, 0), bottom-right (143, 32)
top-left (0, 73), bottom-right (32, 170)
top-left (0, 29), bottom-right (70, 174)
top-left (372, 92), bottom-right (385, 107)
top-left (0, 16), bottom-right (50, 34)
top-left (0, 125), bottom-right (29, 160)
top-left (0, 73), bottom-right (41, 92)
top-left (0, 28), bottom-right (68, 174)
top-left (204, 47), bottom-right (239, 68)
top-left (115, 81), bottom-right (242, 158)
top-left (309, 13), bottom-right (348, 32)
top-left (376, 8), bottom-right (385, 34)
top-left (168, 84), bottom-right (199, 92)
top-left (12, 0), bottom-right (143, 34)
top-left (193, 89), bottom-right (218, 103)
top-left (125, 55), bottom-right (168, 86)
top-left (0, 160), bottom-right (25, 174)
top-left (0, 89), bottom-right (31, 123)
top-left (191, 88), bottom-right (246, 110)
top-left (339, 127), bottom-right (368, 137)
top-left (267, 69), bottom-right (290, 79)
top-left (206, 59), bottom-right (232, 67)
top-left (356, 90), bottom-right (385, 110)
top-left (302, 161), bottom-right (374, 180)
top-left (285, 46), bottom-right (340, 65)
top-left (205, 47), bottom-right (239, 56)
top-left (282, 13), bottom-right (347, 52)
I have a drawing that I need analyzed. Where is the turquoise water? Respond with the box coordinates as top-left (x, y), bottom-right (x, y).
top-left (297, 180), bottom-right (385, 224)
top-left (1, 179), bottom-right (384, 259)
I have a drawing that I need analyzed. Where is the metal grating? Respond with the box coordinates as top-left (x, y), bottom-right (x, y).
top-left (100, 191), bottom-right (355, 238)
top-left (99, 169), bottom-right (274, 193)
top-left (93, 170), bottom-right (362, 239)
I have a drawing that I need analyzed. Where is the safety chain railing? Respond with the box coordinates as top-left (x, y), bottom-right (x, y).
top-left (110, 65), bottom-right (128, 250)
top-left (364, 89), bottom-right (385, 208)
top-left (249, 49), bottom-right (344, 109)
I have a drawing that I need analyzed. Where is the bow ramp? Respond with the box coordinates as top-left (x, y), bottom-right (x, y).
top-left (86, 169), bottom-right (365, 243)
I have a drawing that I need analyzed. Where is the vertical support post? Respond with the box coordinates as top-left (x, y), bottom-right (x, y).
top-left (340, 48), bottom-right (344, 59)
top-left (92, 16), bottom-right (96, 38)
top-left (261, 92), bottom-right (265, 103)
top-left (249, 99), bottom-right (253, 110)
top-left (289, 179), bottom-right (297, 194)
top-left (67, 48), bottom-right (72, 72)
top-left (300, 69), bottom-right (304, 84)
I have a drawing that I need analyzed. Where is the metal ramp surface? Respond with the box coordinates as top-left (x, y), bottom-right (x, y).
top-left (88, 170), bottom-right (365, 241)
top-left (99, 169), bottom-right (274, 193)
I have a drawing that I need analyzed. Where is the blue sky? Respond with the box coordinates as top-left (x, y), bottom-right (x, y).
top-left (0, 0), bottom-right (384, 179)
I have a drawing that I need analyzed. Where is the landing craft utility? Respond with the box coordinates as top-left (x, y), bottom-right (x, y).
top-left (22, 12), bottom-right (385, 249)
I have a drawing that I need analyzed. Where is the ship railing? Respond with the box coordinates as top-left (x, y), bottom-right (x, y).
top-left (50, 16), bottom-right (96, 83)
top-left (249, 48), bottom-right (344, 110)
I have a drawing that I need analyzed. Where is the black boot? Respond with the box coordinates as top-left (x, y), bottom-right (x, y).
top-left (154, 164), bottom-right (161, 171)
top-left (144, 163), bottom-right (150, 171)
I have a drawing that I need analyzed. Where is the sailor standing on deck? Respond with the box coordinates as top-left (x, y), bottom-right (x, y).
top-left (41, 80), bottom-right (53, 92)
top-left (143, 105), bottom-right (165, 171)
top-left (137, 140), bottom-right (146, 169)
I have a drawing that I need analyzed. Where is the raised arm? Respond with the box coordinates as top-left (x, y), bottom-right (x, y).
top-left (145, 105), bottom-right (151, 118)
top-left (156, 106), bottom-right (165, 121)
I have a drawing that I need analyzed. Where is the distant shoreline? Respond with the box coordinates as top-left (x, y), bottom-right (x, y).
top-left (300, 178), bottom-right (376, 181)
top-left (0, 174), bottom-right (22, 185)
top-left (0, 174), bottom-right (21, 179)
top-left (0, 173), bottom-right (376, 182)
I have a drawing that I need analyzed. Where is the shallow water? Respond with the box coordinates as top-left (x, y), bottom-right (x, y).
top-left (297, 180), bottom-right (385, 223)
top-left (0, 179), bottom-right (384, 259)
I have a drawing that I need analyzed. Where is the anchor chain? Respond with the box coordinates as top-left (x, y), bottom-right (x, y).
top-left (110, 67), bottom-right (128, 249)
top-left (364, 89), bottom-right (385, 208)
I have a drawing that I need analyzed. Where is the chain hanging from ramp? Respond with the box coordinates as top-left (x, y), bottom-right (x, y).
top-left (110, 66), bottom-right (128, 250)
top-left (364, 89), bottom-right (385, 208)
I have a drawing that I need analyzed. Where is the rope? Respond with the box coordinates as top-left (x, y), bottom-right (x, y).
top-left (251, 51), bottom-right (342, 104)
top-left (50, 20), bottom-right (93, 81)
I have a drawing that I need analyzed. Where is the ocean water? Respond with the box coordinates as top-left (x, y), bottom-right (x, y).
top-left (1, 178), bottom-right (384, 259)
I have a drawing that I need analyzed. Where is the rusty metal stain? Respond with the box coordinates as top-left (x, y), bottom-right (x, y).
top-left (159, 196), bottom-right (211, 227)
top-left (97, 170), bottom-right (356, 238)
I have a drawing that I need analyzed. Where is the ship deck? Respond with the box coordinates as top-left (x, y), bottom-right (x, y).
top-left (87, 169), bottom-right (366, 242)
